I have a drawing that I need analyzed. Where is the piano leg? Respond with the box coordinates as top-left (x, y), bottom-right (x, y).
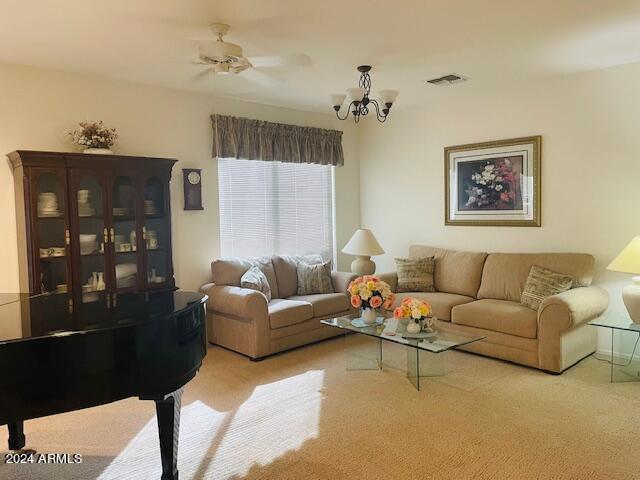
top-left (8, 421), bottom-right (26, 450)
top-left (154, 388), bottom-right (184, 480)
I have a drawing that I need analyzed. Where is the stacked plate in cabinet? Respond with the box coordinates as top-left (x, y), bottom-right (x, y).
top-left (78, 190), bottom-right (96, 217)
top-left (115, 263), bottom-right (137, 288)
top-left (79, 234), bottom-right (97, 255)
top-left (38, 192), bottom-right (61, 217)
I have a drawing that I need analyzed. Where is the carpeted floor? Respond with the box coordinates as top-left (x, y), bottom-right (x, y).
top-left (2, 336), bottom-right (640, 480)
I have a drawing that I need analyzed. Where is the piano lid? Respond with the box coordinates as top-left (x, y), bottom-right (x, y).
top-left (0, 290), bottom-right (207, 345)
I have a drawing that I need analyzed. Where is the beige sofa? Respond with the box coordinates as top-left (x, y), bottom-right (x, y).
top-left (380, 245), bottom-right (609, 373)
top-left (201, 255), bottom-right (357, 360)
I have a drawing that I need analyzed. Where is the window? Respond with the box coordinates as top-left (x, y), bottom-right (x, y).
top-left (218, 158), bottom-right (334, 262)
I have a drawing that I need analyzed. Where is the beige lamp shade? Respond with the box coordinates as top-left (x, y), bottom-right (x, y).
top-left (342, 229), bottom-right (385, 256)
top-left (608, 236), bottom-right (640, 323)
top-left (607, 236), bottom-right (640, 274)
top-left (342, 229), bottom-right (384, 275)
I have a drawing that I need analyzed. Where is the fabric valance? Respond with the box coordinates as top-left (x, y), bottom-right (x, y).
top-left (211, 114), bottom-right (344, 166)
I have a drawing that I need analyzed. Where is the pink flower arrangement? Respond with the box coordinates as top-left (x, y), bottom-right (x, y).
top-left (347, 275), bottom-right (395, 311)
top-left (393, 297), bottom-right (432, 323)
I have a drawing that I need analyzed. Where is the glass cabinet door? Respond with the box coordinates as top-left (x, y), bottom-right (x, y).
top-left (110, 175), bottom-right (140, 291)
top-left (71, 172), bottom-right (109, 304)
top-left (33, 169), bottom-right (70, 294)
top-left (143, 176), bottom-right (171, 288)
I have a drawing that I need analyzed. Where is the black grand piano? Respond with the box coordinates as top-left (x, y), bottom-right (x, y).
top-left (0, 289), bottom-right (207, 480)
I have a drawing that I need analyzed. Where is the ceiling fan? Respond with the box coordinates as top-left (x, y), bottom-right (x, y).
top-left (192, 23), bottom-right (310, 87)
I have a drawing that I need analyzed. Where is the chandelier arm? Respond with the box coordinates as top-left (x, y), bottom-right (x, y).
top-left (352, 102), bottom-right (359, 118)
top-left (335, 101), bottom-right (356, 121)
top-left (369, 99), bottom-right (388, 123)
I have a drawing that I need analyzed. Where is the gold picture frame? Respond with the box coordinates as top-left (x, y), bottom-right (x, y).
top-left (444, 136), bottom-right (541, 227)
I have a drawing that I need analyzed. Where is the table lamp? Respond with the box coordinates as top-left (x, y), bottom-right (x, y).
top-left (607, 236), bottom-right (640, 323)
top-left (342, 229), bottom-right (384, 275)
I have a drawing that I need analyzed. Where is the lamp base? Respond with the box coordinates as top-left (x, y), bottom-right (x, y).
top-left (351, 256), bottom-right (376, 276)
top-left (623, 277), bottom-right (640, 324)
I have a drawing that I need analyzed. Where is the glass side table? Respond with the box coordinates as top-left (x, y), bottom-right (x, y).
top-left (589, 314), bottom-right (640, 382)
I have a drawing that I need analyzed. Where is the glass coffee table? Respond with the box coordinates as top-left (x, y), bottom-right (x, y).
top-left (589, 313), bottom-right (640, 382)
top-left (321, 313), bottom-right (485, 390)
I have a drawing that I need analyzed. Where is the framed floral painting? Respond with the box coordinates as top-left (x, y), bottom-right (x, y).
top-left (445, 136), bottom-right (541, 226)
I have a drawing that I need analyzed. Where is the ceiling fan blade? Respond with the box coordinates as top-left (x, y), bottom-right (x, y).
top-left (191, 67), bottom-right (213, 82)
top-left (246, 54), bottom-right (311, 68)
top-left (239, 68), bottom-right (281, 88)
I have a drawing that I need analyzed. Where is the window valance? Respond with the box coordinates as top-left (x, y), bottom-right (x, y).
top-left (211, 114), bottom-right (344, 166)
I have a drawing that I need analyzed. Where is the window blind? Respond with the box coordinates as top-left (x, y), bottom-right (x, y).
top-left (218, 158), bottom-right (334, 262)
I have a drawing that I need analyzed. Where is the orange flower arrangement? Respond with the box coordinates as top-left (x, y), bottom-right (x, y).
top-left (347, 275), bottom-right (395, 311)
top-left (393, 297), bottom-right (432, 322)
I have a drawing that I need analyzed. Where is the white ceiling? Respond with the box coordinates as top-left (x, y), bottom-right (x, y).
top-left (2, 0), bottom-right (640, 112)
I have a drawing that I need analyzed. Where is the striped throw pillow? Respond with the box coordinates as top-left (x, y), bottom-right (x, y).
top-left (521, 265), bottom-right (573, 310)
top-left (395, 257), bottom-right (435, 293)
top-left (296, 261), bottom-right (334, 295)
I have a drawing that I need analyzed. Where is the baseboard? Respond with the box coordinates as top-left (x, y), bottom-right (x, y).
top-left (595, 348), bottom-right (639, 362)
top-left (595, 349), bottom-right (615, 360)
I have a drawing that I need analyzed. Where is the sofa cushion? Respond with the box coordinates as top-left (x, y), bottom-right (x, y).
top-left (212, 256), bottom-right (279, 298)
top-left (451, 299), bottom-right (538, 339)
top-left (297, 261), bottom-right (334, 295)
top-left (394, 292), bottom-right (475, 321)
top-left (409, 245), bottom-right (487, 298)
top-left (272, 254), bottom-right (323, 298)
top-left (521, 265), bottom-right (573, 310)
top-left (395, 257), bottom-right (435, 292)
top-left (288, 293), bottom-right (350, 317)
top-left (477, 253), bottom-right (594, 303)
top-left (268, 299), bottom-right (314, 329)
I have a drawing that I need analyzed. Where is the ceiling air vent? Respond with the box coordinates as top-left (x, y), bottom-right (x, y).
top-left (426, 74), bottom-right (468, 86)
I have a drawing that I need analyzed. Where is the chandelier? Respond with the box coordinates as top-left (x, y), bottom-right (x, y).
top-left (329, 65), bottom-right (399, 123)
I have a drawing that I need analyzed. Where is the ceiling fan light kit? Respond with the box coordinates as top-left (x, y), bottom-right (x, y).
top-left (213, 63), bottom-right (230, 74)
top-left (330, 65), bottom-right (398, 123)
top-left (197, 23), bottom-right (250, 73)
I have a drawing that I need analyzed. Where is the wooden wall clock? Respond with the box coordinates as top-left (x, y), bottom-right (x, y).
top-left (182, 168), bottom-right (203, 210)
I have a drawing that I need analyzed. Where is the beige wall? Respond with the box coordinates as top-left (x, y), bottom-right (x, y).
top-left (358, 61), bottom-right (640, 349)
top-left (4, 58), bottom-right (638, 354)
top-left (0, 62), bottom-right (360, 292)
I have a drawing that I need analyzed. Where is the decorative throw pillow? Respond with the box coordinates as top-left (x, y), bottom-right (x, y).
top-left (296, 261), bottom-right (334, 295)
top-left (395, 257), bottom-right (435, 293)
top-left (250, 256), bottom-right (279, 299)
top-left (241, 266), bottom-right (272, 302)
top-left (294, 254), bottom-right (324, 266)
top-left (521, 265), bottom-right (573, 310)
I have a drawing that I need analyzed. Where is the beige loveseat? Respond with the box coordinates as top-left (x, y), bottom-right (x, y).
top-left (201, 256), bottom-right (357, 360)
top-left (380, 245), bottom-right (609, 373)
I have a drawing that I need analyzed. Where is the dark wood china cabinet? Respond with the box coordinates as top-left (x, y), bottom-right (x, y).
top-left (8, 150), bottom-right (177, 309)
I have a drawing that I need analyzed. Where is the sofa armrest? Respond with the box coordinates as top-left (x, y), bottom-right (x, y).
top-left (377, 272), bottom-right (398, 293)
top-left (538, 286), bottom-right (609, 332)
top-left (537, 286), bottom-right (608, 373)
top-left (207, 285), bottom-right (269, 320)
top-left (200, 282), bottom-right (215, 295)
top-left (331, 271), bottom-right (358, 294)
